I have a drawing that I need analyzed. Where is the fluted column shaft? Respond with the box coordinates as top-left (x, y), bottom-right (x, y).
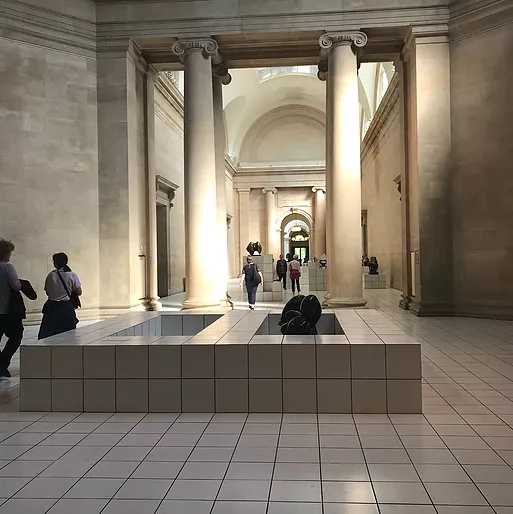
top-left (173, 39), bottom-right (219, 308)
top-left (320, 32), bottom-right (367, 307)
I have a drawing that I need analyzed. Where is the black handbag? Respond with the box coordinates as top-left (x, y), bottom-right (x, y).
top-left (55, 270), bottom-right (81, 309)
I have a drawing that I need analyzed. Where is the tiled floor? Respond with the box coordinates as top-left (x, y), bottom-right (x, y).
top-left (1, 289), bottom-right (513, 512)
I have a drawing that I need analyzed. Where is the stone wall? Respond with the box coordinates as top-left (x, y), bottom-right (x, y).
top-left (450, 22), bottom-right (513, 318)
top-left (361, 76), bottom-right (403, 290)
top-left (0, 36), bottom-right (99, 316)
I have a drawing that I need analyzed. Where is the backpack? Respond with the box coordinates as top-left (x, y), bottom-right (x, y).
top-left (246, 264), bottom-right (261, 284)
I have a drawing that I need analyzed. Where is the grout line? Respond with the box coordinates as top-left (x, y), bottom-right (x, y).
top-left (265, 413), bottom-right (283, 514)
top-left (354, 415), bottom-right (382, 514)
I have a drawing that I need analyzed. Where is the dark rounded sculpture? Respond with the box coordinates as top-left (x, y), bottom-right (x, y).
top-left (279, 295), bottom-right (322, 336)
top-left (300, 295), bottom-right (322, 328)
top-left (284, 310), bottom-right (301, 323)
top-left (286, 316), bottom-right (312, 335)
top-left (246, 242), bottom-right (262, 256)
top-left (368, 256), bottom-right (379, 275)
top-left (279, 295), bottom-right (305, 326)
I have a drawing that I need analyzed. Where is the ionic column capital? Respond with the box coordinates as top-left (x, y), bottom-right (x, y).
top-left (262, 187), bottom-right (277, 195)
top-left (171, 38), bottom-right (221, 64)
top-left (312, 187), bottom-right (326, 194)
top-left (319, 32), bottom-right (368, 51)
top-left (212, 62), bottom-right (232, 85)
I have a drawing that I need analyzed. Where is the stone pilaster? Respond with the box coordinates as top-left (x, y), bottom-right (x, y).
top-left (319, 32), bottom-right (368, 308)
top-left (172, 38), bottom-right (220, 309)
top-left (312, 187), bottom-right (326, 260)
top-left (262, 188), bottom-right (278, 258)
top-left (402, 28), bottom-right (453, 316)
top-left (238, 188), bottom-right (251, 264)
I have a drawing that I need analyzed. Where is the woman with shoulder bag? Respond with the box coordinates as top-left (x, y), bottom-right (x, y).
top-left (289, 255), bottom-right (301, 294)
top-left (38, 253), bottom-right (82, 340)
top-left (239, 256), bottom-right (264, 310)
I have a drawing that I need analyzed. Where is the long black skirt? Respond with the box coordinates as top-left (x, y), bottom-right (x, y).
top-left (38, 300), bottom-right (78, 340)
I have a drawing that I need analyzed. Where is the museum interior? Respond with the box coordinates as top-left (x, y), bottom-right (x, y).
top-left (0, 0), bottom-right (513, 513)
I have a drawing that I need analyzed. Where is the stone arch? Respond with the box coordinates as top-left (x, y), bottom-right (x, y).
top-left (276, 208), bottom-right (314, 232)
top-left (239, 105), bottom-right (326, 165)
top-left (277, 209), bottom-right (313, 257)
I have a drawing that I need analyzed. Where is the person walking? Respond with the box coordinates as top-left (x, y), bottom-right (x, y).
top-left (289, 254), bottom-right (301, 294)
top-left (0, 239), bottom-right (23, 378)
top-left (38, 253), bottom-right (82, 340)
top-left (239, 256), bottom-right (264, 310)
top-left (276, 254), bottom-right (288, 290)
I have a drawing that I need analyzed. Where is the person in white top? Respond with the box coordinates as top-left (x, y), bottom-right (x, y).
top-left (289, 255), bottom-right (302, 295)
top-left (38, 253), bottom-right (82, 340)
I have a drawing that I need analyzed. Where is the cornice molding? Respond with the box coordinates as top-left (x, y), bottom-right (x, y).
top-left (361, 72), bottom-right (400, 163)
top-left (95, 5), bottom-right (449, 41)
top-left (225, 155), bottom-right (237, 177)
top-left (0, 0), bottom-right (96, 57)
top-left (155, 72), bottom-right (184, 117)
top-left (449, 0), bottom-right (513, 41)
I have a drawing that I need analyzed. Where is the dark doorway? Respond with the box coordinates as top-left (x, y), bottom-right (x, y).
top-left (156, 204), bottom-right (169, 298)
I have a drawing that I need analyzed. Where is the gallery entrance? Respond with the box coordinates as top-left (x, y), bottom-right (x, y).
top-left (289, 229), bottom-right (310, 263)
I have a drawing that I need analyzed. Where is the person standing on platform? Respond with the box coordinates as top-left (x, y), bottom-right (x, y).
top-left (276, 254), bottom-right (288, 291)
top-left (289, 254), bottom-right (302, 294)
top-left (239, 256), bottom-right (264, 310)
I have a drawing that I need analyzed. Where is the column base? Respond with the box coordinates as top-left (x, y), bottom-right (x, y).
top-left (399, 295), bottom-right (413, 311)
top-left (323, 297), bottom-right (367, 308)
top-left (409, 300), bottom-right (452, 317)
top-left (143, 298), bottom-right (161, 311)
top-left (181, 299), bottom-right (222, 310)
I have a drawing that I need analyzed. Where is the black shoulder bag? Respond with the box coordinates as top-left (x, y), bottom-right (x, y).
top-left (55, 270), bottom-right (81, 309)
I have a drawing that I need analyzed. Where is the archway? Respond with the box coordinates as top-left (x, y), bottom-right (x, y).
top-left (280, 213), bottom-right (311, 263)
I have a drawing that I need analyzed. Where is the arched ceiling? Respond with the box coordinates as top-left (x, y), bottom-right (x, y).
top-left (224, 69), bottom-right (325, 162)
top-left (222, 63), bottom-right (394, 164)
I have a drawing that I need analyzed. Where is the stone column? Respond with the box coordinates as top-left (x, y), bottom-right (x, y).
top-left (262, 188), bottom-right (277, 258)
top-left (238, 188), bottom-right (251, 266)
top-left (172, 38), bottom-right (220, 309)
top-left (319, 32), bottom-right (368, 307)
top-left (212, 64), bottom-right (232, 304)
top-left (312, 187), bottom-right (326, 259)
top-left (144, 68), bottom-right (159, 310)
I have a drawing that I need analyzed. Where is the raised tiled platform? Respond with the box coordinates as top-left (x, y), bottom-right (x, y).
top-left (20, 309), bottom-right (422, 414)
top-left (363, 273), bottom-right (387, 289)
top-left (309, 265), bottom-right (327, 291)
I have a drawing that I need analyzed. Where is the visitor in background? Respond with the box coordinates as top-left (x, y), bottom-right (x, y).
top-left (38, 253), bottom-right (82, 339)
top-left (240, 256), bottom-right (264, 311)
top-left (276, 254), bottom-right (288, 290)
top-left (0, 239), bottom-right (23, 378)
top-left (362, 254), bottom-right (369, 266)
top-left (289, 254), bottom-right (301, 294)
